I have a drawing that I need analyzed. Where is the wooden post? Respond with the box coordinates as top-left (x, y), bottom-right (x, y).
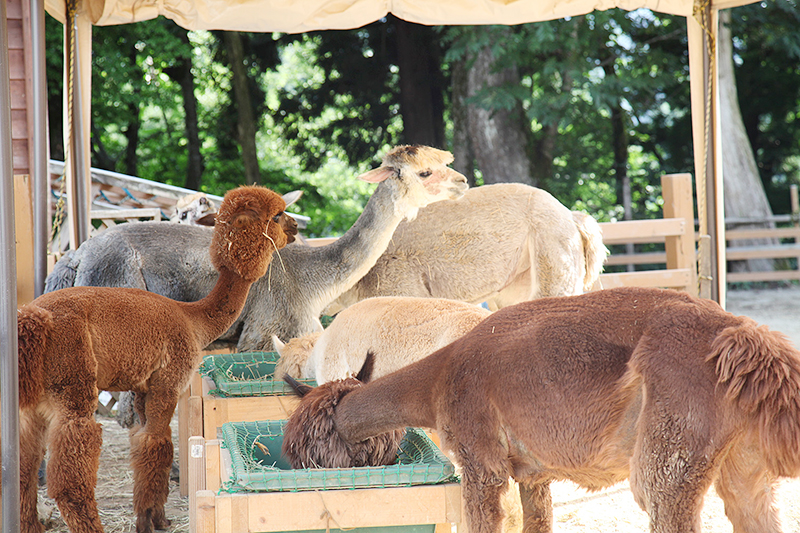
top-left (661, 174), bottom-right (698, 296)
top-left (194, 490), bottom-right (217, 533)
top-left (14, 175), bottom-right (34, 306)
top-left (188, 436), bottom-right (207, 533)
top-left (687, 7), bottom-right (724, 304)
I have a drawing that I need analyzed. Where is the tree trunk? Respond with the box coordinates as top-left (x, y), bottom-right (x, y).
top-left (719, 10), bottom-right (776, 273)
top-left (163, 29), bottom-right (204, 190)
top-left (394, 17), bottom-right (446, 148)
top-left (123, 101), bottom-right (140, 176)
top-left (465, 27), bottom-right (536, 187)
top-left (450, 57), bottom-right (476, 187)
top-left (223, 31), bottom-right (261, 186)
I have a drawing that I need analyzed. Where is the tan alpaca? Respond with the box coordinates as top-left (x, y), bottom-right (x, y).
top-left (17, 185), bottom-right (297, 533)
top-left (272, 296), bottom-right (491, 383)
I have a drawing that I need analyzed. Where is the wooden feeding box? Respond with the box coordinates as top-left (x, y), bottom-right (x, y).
top-left (177, 351), bottom-right (316, 496)
top-left (188, 420), bottom-right (462, 533)
top-left (196, 351), bottom-right (317, 439)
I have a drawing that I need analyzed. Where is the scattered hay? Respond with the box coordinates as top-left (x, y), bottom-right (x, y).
top-left (37, 414), bottom-right (189, 533)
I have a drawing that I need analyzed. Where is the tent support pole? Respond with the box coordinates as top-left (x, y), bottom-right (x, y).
top-left (688, 5), bottom-right (725, 306)
top-left (31, 0), bottom-right (50, 296)
top-left (0, 0), bottom-right (22, 529)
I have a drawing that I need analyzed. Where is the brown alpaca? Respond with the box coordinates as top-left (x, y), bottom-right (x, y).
top-left (17, 185), bottom-right (297, 533)
top-left (283, 352), bottom-right (404, 469)
top-left (282, 286), bottom-right (800, 533)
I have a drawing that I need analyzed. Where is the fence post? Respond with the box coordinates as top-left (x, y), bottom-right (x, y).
top-left (661, 174), bottom-right (698, 296)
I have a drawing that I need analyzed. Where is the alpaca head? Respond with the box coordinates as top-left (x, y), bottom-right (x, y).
top-left (282, 351), bottom-right (405, 469)
top-left (272, 331), bottom-right (322, 381)
top-left (210, 185), bottom-right (298, 282)
top-left (172, 192), bottom-right (217, 226)
top-left (357, 145), bottom-right (469, 220)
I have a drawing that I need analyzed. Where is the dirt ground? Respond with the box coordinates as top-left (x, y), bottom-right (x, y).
top-left (35, 286), bottom-right (800, 532)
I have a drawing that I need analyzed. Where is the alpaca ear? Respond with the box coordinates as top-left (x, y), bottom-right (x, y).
top-left (272, 335), bottom-right (286, 354)
top-left (356, 351), bottom-right (376, 384)
top-left (284, 374), bottom-right (314, 397)
top-left (195, 213), bottom-right (217, 227)
top-left (357, 167), bottom-right (395, 183)
top-left (282, 190), bottom-right (303, 208)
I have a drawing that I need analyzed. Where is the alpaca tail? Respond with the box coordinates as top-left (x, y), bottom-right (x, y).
top-left (17, 305), bottom-right (52, 409)
top-left (571, 211), bottom-right (609, 292)
top-left (44, 250), bottom-right (79, 293)
top-left (708, 320), bottom-right (800, 477)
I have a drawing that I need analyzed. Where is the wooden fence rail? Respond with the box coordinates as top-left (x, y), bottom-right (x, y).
top-left (607, 183), bottom-right (800, 285)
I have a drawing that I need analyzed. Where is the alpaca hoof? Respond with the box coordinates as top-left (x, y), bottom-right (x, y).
top-left (153, 510), bottom-right (172, 530)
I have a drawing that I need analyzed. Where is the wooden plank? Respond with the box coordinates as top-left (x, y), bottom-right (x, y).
top-left (6, 0), bottom-right (23, 17)
top-left (599, 269), bottom-right (694, 290)
top-left (13, 139), bottom-right (29, 176)
top-left (662, 174), bottom-right (697, 294)
top-left (9, 49), bottom-right (25, 79)
top-left (12, 108), bottom-right (28, 138)
top-left (7, 19), bottom-right (24, 48)
top-left (727, 227), bottom-right (800, 241)
top-left (599, 218), bottom-right (686, 244)
top-left (188, 436), bottom-right (207, 533)
top-left (194, 490), bottom-right (217, 533)
top-left (306, 237), bottom-right (338, 247)
top-left (243, 484), bottom-right (462, 532)
top-left (727, 270), bottom-right (800, 283)
top-left (10, 79), bottom-right (26, 109)
top-left (206, 440), bottom-right (221, 493)
top-left (202, 395), bottom-right (300, 439)
top-left (90, 208), bottom-right (162, 222)
top-left (15, 175), bottom-right (35, 306)
top-left (604, 252), bottom-right (667, 266)
top-left (726, 246), bottom-right (800, 261)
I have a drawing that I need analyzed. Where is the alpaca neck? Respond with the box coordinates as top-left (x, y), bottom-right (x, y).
top-left (309, 181), bottom-right (411, 308)
top-left (183, 266), bottom-right (254, 347)
top-left (333, 354), bottom-right (442, 443)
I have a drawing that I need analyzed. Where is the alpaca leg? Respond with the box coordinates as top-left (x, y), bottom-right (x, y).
top-left (460, 467), bottom-right (508, 533)
top-left (715, 445), bottom-right (782, 533)
top-left (629, 439), bottom-right (711, 532)
top-left (46, 414), bottom-right (104, 533)
top-left (518, 481), bottom-right (553, 533)
top-left (130, 391), bottom-right (177, 533)
top-left (20, 409), bottom-right (48, 533)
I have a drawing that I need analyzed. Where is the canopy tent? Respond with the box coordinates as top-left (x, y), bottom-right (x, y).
top-left (0, 0), bottom-right (757, 530)
top-left (36, 0), bottom-right (758, 306)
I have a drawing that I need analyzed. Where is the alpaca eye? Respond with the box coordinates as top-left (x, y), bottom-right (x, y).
top-left (272, 213), bottom-right (284, 223)
top-left (419, 170), bottom-right (432, 178)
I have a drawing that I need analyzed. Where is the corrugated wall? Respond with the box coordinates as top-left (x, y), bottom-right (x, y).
top-left (7, 0), bottom-right (33, 177)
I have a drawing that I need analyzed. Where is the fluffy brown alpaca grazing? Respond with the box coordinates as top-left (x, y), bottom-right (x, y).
top-left (17, 185), bottom-right (297, 533)
top-left (282, 286), bottom-right (800, 533)
top-left (283, 352), bottom-right (404, 469)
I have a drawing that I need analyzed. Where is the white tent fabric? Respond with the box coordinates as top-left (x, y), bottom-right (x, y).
top-left (43, 0), bottom-right (762, 30)
top-left (50, 0), bottom-right (698, 31)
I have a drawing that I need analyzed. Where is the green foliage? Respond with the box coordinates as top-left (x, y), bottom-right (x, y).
top-left (730, 0), bottom-right (800, 213)
top-left (46, 3), bottom-right (800, 237)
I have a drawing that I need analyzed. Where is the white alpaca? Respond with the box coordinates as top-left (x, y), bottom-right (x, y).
top-left (325, 183), bottom-right (608, 314)
top-left (273, 296), bottom-right (491, 384)
top-left (170, 192), bottom-right (217, 225)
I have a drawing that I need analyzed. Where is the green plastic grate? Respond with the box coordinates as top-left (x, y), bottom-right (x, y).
top-left (198, 351), bottom-right (317, 397)
top-left (219, 420), bottom-right (457, 493)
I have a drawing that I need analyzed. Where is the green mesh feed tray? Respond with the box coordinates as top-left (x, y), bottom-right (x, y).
top-left (199, 352), bottom-right (316, 397)
top-left (219, 420), bottom-right (457, 493)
